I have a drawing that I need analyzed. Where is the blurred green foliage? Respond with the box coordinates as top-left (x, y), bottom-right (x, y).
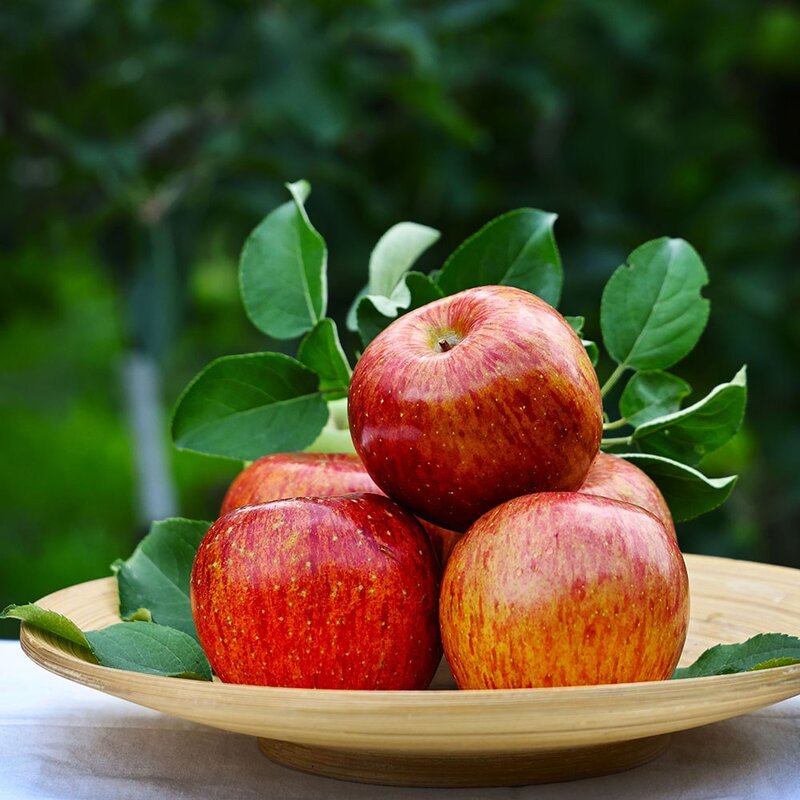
top-left (2, 0), bottom-right (799, 636)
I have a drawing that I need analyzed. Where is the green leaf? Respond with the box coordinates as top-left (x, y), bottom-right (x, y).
top-left (369, 222), bottom-right (440, 300)
top-left (614, 453), bottom-right (737, 522)
top-left (345, 284), bottom-right (369, 331)
top-left (673, 634), bottom-right (800, 679)
top-left (1, 604), bottom-right (91, 649)
top-left (357, 271), bottom-right (444, 347)
top-left (1, 605), bottom-right (212, 680)
top-left (297, 318), bottom-right (352, 400)
top-left (171, 353), bottom-right (329, 460)
top-left (620, 371), bottom-right (692, 427)
top-left (564, 316), bottom-right (584, 336)
top-left (112, 518), bottom-right (211, 639)
top-left (405, 271), bottom-right (445, 306)
top-left (582, 339), bottom-right (599, 367)
top-left (632, 367), bottom-right (747, 465)
top-left (346, 223), bottom-right (441, 330)
top-left (600, 238), bottom-right (709, 371)
top-left (239, 180), bottom-right (327, 339)
top-left (436, 209), bottom-right (563, 306)
top-left (85, 622), bottom-right (212, 680)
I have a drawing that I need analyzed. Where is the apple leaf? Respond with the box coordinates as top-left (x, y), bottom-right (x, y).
top-left (600, 238), bottom-right (709, 371)
top-left (346, 222), bottom-right (440, 330)
top-left (357, 271), bottom-right (444, 347)
top-left (673, 634), bottom-right (800, 679)
top-left (620, 370), bottom-right (692, 427)
top-left (564, 315), bottom-right (584, 336)
top-left (1, 604), bottom-right (91, 648)
top-left (297, 318), bottom-right (352, 400)
top-left (85, 622), bottom-right (213, 680)
top-left (436, 208), bottom-right (563, 307)
top-left (1, 605), bottom-right (212, 680)
top-left (369, 223), bottom-right (440, 298)
top-left (583, 339), bottom-right (599, 367)
top-left (345, 284), bottom-right (369, 332)
top-left (112, 518), bottom-right (211, 639)
top-left (632, 367), bottom-right (747, 465)
top-left (171, 353), bottom-right (329, 460)
top-left (239, 180), bottom-right (327, 339)
top-left (614, 453), bottom-right (737, 522)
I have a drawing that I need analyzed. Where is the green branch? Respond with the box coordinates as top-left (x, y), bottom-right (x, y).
top-left (600, 363), bottom-right (627, 399)
top-left (603, 417), bottom-right (629, 432)
top-left (601, 435), bottom-right (633, 448)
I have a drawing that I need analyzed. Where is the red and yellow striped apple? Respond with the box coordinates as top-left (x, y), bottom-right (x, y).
top-left (349, 286), bottom-right (603, 531)
top-left (579, 451), bottom-right (676, 539)
top-left (220, 452), bottom-right (461, 563)
top-left (440, 492), bottom-right (689, 689)
top-left (191, 493), bottom-right (442, 689)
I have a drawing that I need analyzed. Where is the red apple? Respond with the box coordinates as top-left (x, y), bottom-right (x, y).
top-left (440, 492), bottom-right (689, 689)
top-left (220, 453), bottom-right (461, 563)
top-left (191, 493), bottom-right (442, 689)
top-left (221, 453), bottom-right (376, 515)
top-left (349, 286), bottom-right (603, 531)
top-left (579, 451), bottom-right (676, 539)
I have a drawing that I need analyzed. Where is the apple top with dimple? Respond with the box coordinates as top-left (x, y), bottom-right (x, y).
top-left (348, 285), bottom-right (603, 532)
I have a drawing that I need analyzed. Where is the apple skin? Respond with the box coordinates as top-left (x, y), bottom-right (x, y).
top-left (220, 453), bottom-right (461, 564)
top-left (348, 285), bottom-right (603, 532)
top-left (579, 451), bottom-right (676, 540)
top-left (440, 492), bottom-right (689, 689)
top-left (191, 493), bottom-right (442, 689)
top-left (221, 453), bottom-right (377, 515)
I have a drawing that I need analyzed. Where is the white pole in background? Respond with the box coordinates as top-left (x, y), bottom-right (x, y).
top-left (121, 351), bottom-right (178, 523)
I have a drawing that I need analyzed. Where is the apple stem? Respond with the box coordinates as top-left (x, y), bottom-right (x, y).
top-left (602, 417), bottom-right (629, 431)
top-left (601, 435), bottom-right (633, 448)
top-left (600, 363), bottom-right (627, 399)
top-left (433, 332), bottom-right (462, 353)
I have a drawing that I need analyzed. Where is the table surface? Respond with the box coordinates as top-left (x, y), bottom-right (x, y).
top-left (2, 640), bottom-right (799, 800)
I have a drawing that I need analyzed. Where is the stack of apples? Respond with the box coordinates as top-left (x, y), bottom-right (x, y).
top-left (191, 286), bottom-right (689, 690)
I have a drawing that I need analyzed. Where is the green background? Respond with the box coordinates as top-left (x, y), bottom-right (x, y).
top-left (2, 0), bottom-right (799, 637)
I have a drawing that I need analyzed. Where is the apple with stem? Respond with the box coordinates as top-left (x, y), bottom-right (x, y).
top-left (349, 286), bottom-right (603, 531)
top-left (579, 451), bottom-right (676, 539)
top-left (191, 493), bottom-right (442, 689)
top-left (440, 492), bottom-right (689, 689)
top-left (221, 452), bottom-right (461, 563)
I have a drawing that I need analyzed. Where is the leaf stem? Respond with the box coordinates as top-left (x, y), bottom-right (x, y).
top-left (600, 363), bottom-right (627, 399)
top-left (602, 417), bottom-right (629, 432)
top-left (601, 436), bottom-right (633, 448)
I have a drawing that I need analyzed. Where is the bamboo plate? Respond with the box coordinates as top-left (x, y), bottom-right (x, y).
top-left (18, 554), bottom-right (800, 788)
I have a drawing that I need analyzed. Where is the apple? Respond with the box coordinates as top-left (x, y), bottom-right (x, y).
top-left (349, 285), bottom-right (603, 531)
top-left (220, 453), bottom-right (377, 515)
top-left (220, 452), bottom-right (461, 563)
top-left (191, 493), bottom-right (442, 689)
top-left (440, 492), bottom-right (689, 689)
top-left (579, 451), bottom-right (676, 539)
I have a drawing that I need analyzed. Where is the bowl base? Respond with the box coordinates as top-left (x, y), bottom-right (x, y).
top-left (257, 733), bottom-right (671, 787)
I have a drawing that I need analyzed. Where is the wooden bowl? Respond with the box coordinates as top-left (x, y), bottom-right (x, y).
top-left (19, 554), bottom-right (800, 788)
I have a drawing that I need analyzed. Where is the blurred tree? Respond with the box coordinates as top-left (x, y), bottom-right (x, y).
top-left (1, 0), bottom-right (799, 632)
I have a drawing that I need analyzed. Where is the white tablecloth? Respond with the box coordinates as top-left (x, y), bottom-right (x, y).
top-left (1, 640), bottom-right (798, 800)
